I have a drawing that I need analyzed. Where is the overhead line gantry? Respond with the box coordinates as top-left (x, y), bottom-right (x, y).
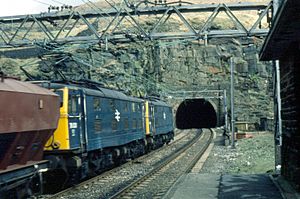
top-left (0, 1), bottom-right (272, 48)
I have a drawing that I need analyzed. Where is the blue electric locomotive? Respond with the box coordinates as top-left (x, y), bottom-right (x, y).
top-left (38, 81), bottom-right (174, 188)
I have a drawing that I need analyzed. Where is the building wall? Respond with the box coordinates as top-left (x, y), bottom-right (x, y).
top-left (280, 43), bottom-right (300, 189)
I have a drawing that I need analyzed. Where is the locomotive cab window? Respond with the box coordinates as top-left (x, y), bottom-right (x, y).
top-left (131, 102), bottom-right (138, 113)
top-left (68, 95), bottom-right (78, 114)
top-left (137, 103), bottom-right (141, 112)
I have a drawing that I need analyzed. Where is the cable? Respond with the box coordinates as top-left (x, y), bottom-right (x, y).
top-left (50, 0), bottom-right (64, 5)
top-left (123, 0), bottom-right (193, 10)
top-left (57, 49), bottom-right (171, 95)
top-left (80, 0), bottom-right (111, 21)
top-left (79, 0), bottom-right (147, 49)
top-left (33, 0), bottom-right (51, 6)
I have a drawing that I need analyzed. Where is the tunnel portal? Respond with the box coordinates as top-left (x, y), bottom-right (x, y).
top-left (176, 99), bottom-right (218, 129)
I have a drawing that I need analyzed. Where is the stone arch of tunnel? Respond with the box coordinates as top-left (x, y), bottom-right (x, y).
top-left (176, 98), bottom-right (219, 129)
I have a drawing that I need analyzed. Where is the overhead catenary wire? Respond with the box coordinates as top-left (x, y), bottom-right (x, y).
top-left (87, 0), bottom-right (146, 36)
top-left (36, 37), bottom-right (232, 98)
top-left (0, 0), bottom-right (269, 103)
top-left (78, 0), bottom-right (147, 49)
top-left (27, 2), bottom-right (233, 94)
top-left (79, 0), bottom-right (128, 34)
top-left (44, 49), bottom-right (172, 95)
top-left (33, 0), bottom-right (51, 6)
top-left (104, 0), bottom-right (119, 11)
top-left (31, 47), bottom-right (223, 98)
top-left (80, 0), bottom-right (111, 19)
top-left (50, 0), bottom-right (64, 5)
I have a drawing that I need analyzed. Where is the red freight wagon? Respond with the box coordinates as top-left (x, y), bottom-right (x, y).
top-left (0, 76), bottom-right (60, 198)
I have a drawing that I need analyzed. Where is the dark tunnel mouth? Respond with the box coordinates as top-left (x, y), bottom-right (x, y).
top-left (176, 99), bottom-right (217, 129)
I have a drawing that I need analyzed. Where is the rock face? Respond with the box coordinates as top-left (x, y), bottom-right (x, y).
top-left (152, 37), bottom-right (273, 125)
top-left (94, 37), bottom-right (273, 126)
top-left (0, 36), bottom-right (273, 127)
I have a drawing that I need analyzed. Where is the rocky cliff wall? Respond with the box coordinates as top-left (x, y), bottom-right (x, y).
top-left (0, 36), bottom-right (273, 127)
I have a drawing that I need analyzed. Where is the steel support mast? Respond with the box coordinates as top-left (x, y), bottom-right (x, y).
top-left (0, 1), bottom-right (272, 48)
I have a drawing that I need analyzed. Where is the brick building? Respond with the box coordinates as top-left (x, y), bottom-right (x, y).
top-left (260, 0), bottom-right (300, 189)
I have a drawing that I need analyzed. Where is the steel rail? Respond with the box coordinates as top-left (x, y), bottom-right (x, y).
top-left (184, 129), bottom-right (214, 173)
top-left (46, 131), bottom-right (188, 199)
top-left (109, 129), bottom-right (213, 199)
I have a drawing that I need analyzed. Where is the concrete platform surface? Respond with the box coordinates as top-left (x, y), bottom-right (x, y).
top-left (164, 174), bottom-right (283, 199)
top-left (219, 174), bottom-right (283, 199)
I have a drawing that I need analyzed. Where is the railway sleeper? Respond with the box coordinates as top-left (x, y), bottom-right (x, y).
top-left (43, 132), bottom-right (174, 194)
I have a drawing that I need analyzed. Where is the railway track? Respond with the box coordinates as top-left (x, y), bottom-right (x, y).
top-left (44, 130), bottom-right (195, 199)
top-left (109, 128), bottom-right (213, 199)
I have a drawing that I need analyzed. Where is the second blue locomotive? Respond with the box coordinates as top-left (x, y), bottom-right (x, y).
top-left (39, 81), bottom-right (174, 187)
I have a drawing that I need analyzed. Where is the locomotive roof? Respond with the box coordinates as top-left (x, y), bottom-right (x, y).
top-left (36, 81), bottom-right (144, 102)
top-left (31, 81), bottom-right (171, 106)
top-left (149, 99), bottom-right (171, 108)
top-left (0, 78), bottom-right (57, 96)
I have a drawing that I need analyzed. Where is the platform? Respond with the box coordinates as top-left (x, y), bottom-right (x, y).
top-left (164, 173), bottom-right (284, 199)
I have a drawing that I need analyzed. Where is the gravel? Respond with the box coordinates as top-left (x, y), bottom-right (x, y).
top-left (132, 129), bottom-right (212, 199)
top-left (200, 128), bottom-right (275, 175)
top-left (42, 128), bottom-right (275, 199)
top-left (47, 129), bottom-right (197, 199)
